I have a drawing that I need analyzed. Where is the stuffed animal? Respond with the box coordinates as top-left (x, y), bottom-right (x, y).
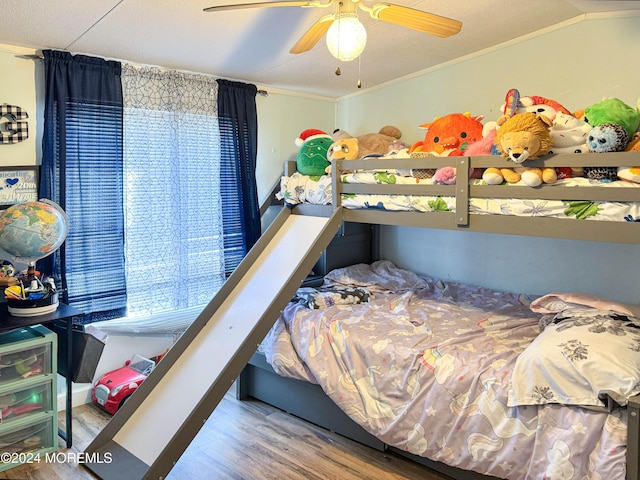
top-left (501, 89), bottom-right (582, 179)
top-left (548, 112), bottom-right (591, 154)
top-left (618, 133), bottom-right (640, 183)
top-left (483, 112), bottom-right (556, 187)
top-left (547, 112), bottom-right (592, 178)
top-left (443, 123), bottom-right (498, 182)
top-left (433, 166), bottom-right (457, 185)
top-left (503, 91), bottom-right (573, 121)
top-left (408, 112), bottom-right (484, 183)
top-left (295, 129), bottom-right (333, 176)
top-left (465, 124), bottom-right (499, 157)
top-left (584, 97), bottom-right (640, 139)
top-left (587, 123), bottom-right (629, 153)
top-left (327, 126), bottom-right (402, 161)
top-left (582, 97), bottom-right (640, 181)
top-left (386, 140), bottom-right (407, 155)
top-left (409, 112), bottom-right (484, 157)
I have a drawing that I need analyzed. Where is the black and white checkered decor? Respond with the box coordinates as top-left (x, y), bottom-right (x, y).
top-left (0, 104), bottom-right (29, 144)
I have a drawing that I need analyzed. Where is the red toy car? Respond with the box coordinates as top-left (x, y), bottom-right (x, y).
top-left (91, 352), bottom-right (165, 415)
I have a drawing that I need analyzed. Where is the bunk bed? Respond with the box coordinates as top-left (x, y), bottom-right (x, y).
top-left (238, 151), bottom-right (640, 480)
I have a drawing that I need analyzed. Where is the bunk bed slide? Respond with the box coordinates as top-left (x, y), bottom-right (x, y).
top-left (84, 208), bottom-right (345, 480)
top-left (236, 151), bottom-right (640, 480)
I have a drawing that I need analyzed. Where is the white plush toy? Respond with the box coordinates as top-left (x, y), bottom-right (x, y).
top-left (548, 113), bottom-right (591, 154)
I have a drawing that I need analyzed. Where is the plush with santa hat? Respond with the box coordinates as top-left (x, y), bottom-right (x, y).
top-left (295, 129), bottom-right (333, 176)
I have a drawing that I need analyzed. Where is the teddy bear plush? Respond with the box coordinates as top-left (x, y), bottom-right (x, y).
top-left (327, 125), bottom-right (402, 162)
top-left (483, 112), bottom-right (556, 187)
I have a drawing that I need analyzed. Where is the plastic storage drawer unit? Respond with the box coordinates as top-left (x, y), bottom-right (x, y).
top-left (0, 325), bottom-right (58, 472)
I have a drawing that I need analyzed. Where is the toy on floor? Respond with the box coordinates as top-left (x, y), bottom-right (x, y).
top-left (483, 112), bottom-right (556, 187)
top-left (92, 350), bottom-right (168, 415)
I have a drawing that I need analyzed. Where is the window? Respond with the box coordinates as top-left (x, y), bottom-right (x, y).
top-left (119, 65), bottom-right (227, 324)
top-left (42, 52), bottom-right (259, 333)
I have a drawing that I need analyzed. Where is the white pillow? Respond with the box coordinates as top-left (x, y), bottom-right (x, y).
top-left (508, 306), bottom-right (640, 409)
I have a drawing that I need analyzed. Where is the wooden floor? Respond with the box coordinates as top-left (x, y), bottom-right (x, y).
top-left (0, 387), bottom-right (452, 480)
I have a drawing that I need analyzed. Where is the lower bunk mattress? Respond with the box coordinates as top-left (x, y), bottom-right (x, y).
top-left (279, 171), bottom-right (640, 222)
top-left (258, 260), bottom-right (640, 479)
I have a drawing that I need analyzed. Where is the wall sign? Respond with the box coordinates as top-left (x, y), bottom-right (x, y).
top-left (0, 104), bottom-right (29, 144)
top-left (0, 167), bottom-right (38, 205)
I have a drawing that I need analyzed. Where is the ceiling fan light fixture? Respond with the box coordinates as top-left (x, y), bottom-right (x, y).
top-left (326, 13), bottom-right (367, 62)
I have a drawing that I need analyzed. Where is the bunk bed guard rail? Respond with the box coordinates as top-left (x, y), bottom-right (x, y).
top-left (330, 152), bottom-right (640, 243)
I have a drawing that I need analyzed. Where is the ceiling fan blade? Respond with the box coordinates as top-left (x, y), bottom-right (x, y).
top-left (204, 0), bottom-right (331, 13)
top-left (368, 4), bottom-right (462, 38)
top-left (290, 14), bottom-right (334, 54)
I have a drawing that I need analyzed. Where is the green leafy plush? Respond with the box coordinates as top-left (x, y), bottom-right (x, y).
top-left (428, 197), bottom-right (450, 212)
top-left (564, 201), bottom-right (601, 220)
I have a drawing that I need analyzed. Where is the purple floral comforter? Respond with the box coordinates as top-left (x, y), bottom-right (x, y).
top-left (261, 261), bottom-right (628, 480)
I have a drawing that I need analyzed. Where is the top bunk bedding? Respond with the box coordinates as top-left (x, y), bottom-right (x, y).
top-left (277, 153), bottom-right (640, 243)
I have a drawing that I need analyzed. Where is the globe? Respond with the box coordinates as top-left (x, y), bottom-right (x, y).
top-left (0, 200), bottom-right (68, 264)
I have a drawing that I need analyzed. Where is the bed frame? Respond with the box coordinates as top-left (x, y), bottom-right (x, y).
top-left (239, 151), bottom-right (640, 479)
top-left (330, 151), bottom-right (640, 244)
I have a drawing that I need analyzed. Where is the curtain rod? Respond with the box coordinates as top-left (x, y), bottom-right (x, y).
top-left (15, 53), bottom-right (43, 60)
top-left (14, 52), bottom-right (269, 96)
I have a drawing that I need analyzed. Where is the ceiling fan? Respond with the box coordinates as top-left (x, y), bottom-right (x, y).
top-left (203, 0), bottom-right (462, 60)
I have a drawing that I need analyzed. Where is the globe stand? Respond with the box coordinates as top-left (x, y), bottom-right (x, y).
top-left (0, 200), bottom-right (68, 317)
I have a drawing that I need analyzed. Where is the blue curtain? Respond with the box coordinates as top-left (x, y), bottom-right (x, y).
top-left (40, 50), bottom-right (126, 319)
top-left (217, 79), bottom-right (261, 267)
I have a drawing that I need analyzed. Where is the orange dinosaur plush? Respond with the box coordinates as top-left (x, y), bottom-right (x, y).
top-left (409, 112), bottom-right (484, 157)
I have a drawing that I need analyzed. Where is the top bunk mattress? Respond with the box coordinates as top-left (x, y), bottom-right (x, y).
top-left (279, 169), bottom-right (640, 223)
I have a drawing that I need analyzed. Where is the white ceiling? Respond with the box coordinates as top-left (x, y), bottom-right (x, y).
top-left (2, 0), bottom-right (640, 98)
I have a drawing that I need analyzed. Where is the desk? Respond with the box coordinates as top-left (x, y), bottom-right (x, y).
top-left (0, 302), bottom-right (84, 448)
